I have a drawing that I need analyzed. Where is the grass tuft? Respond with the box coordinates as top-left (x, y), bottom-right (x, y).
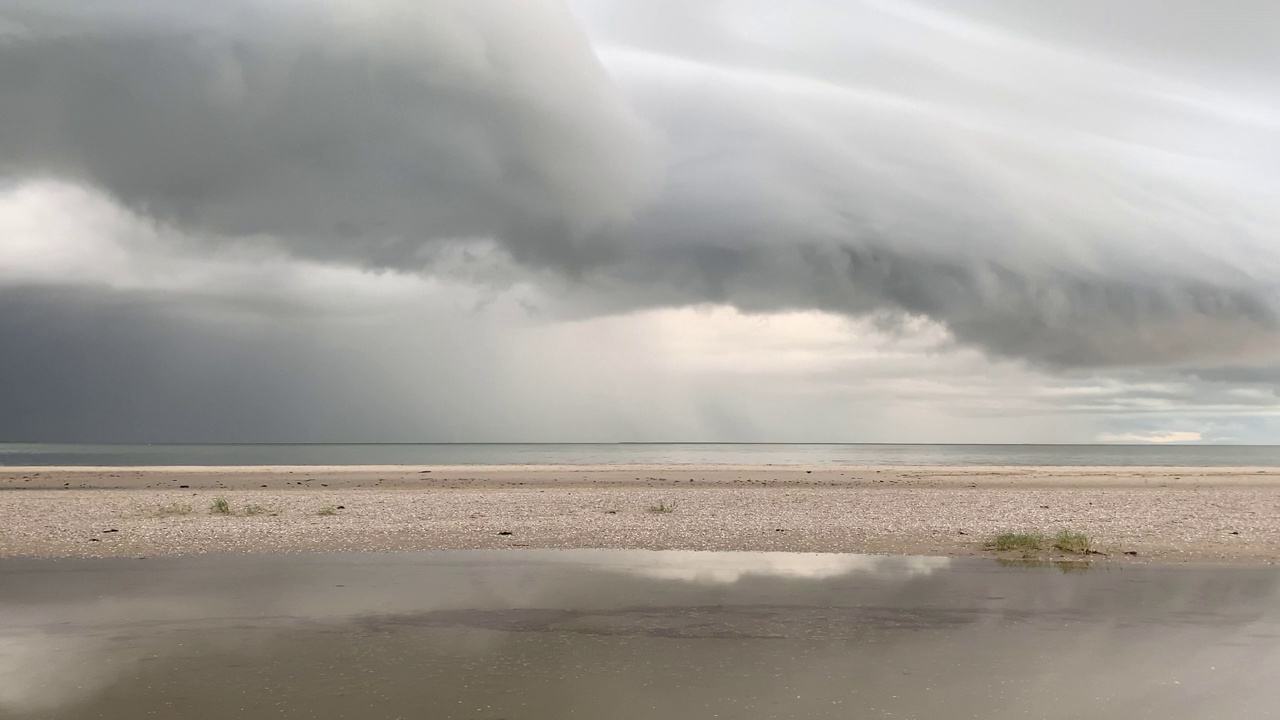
top-left (987, 529), bottom-right (1095, 558)
top-left (986, 531), bottom-right (1045, 552)
top-left (1053, 530), bottom-right (1093, 555)
top-left (647, 499), bottom-right (677, 514)
top-left (244, 505), bottom-right (276, 517)
top-left (316, 506), bottom-right (338, 517)
top-left (210, 497), bottom-right (232, 515)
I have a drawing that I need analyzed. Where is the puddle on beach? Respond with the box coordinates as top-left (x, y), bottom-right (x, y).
top-left (2, 550), bottom-right (1280, 719)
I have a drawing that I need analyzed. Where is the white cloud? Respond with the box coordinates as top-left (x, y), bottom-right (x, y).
top-left (0, 179), bottom-right (496, 313)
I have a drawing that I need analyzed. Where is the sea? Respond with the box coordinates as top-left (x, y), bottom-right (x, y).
top-left (3, 443), bottom-right (1280, 467)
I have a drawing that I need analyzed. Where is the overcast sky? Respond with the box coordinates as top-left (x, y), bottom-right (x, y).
top-left (2, 0), bottom-right (1279, 443)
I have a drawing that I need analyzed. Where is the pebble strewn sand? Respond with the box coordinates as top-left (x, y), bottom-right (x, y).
top-left (2, 466), bottom-right (1279, 562)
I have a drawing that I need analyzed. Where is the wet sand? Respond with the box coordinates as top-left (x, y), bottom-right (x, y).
top-left (3, 550), bottom-right (1280, 719)
top-left (2, 465), bottom-right (1280, 562)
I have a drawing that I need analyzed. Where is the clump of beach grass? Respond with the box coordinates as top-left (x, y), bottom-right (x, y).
top-left (647, 499), bottom-right (677, 514)
top-left (244, 504), bottom-right (276, 517)
top-left (1053, 529), bottom-right (1093, 555)
top-left (987, 529), bottom-right (1096, 559)
top-left (986, 531), bottom-right (1045, 553)
top-left (316, 506), bottom-right (339, 517)
top-left (147, 503), bottom-right (193, 518)
top-left (210, 497), bottom-right (232, 515)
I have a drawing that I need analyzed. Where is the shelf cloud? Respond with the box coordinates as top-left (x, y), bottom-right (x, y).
top-left (2, 0), bottom-right (1279, 440)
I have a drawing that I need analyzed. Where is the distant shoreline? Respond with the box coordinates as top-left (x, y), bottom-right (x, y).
top-left (8, 463), bottom-right (1280, 486)
top-left (8, 442), bottom-right (1280, 470)
top-left (2, 465), bottom-right (1278, 563)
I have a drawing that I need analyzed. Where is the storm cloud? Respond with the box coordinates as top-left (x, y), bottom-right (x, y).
top-left (0, 0), bottom-right (660, 267)
top-left (2, 0), bottom-right (1280, 441)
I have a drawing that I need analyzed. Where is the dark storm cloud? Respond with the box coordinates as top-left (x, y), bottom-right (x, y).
top-left (0, 0), bottom-right (660, 268)
top-left (586, 241), bottom-right (1278, 368)
top-left (2, 0), bottom-right (1280, 371)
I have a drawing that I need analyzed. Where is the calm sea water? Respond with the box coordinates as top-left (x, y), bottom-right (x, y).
top-left (6, 551), bottom-right (1280, 719)
top-left (2, 442), bottom-right (1279, 466)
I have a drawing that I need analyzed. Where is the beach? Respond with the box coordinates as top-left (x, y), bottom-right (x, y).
top-left (3, 465), bottom-right (1279, 562)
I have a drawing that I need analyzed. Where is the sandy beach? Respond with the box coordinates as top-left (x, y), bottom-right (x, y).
top-left (3, 465), bottom-right (1279, 562)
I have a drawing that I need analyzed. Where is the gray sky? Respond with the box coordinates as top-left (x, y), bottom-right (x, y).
top-left (2, 0), bottom-right (1279, 443)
